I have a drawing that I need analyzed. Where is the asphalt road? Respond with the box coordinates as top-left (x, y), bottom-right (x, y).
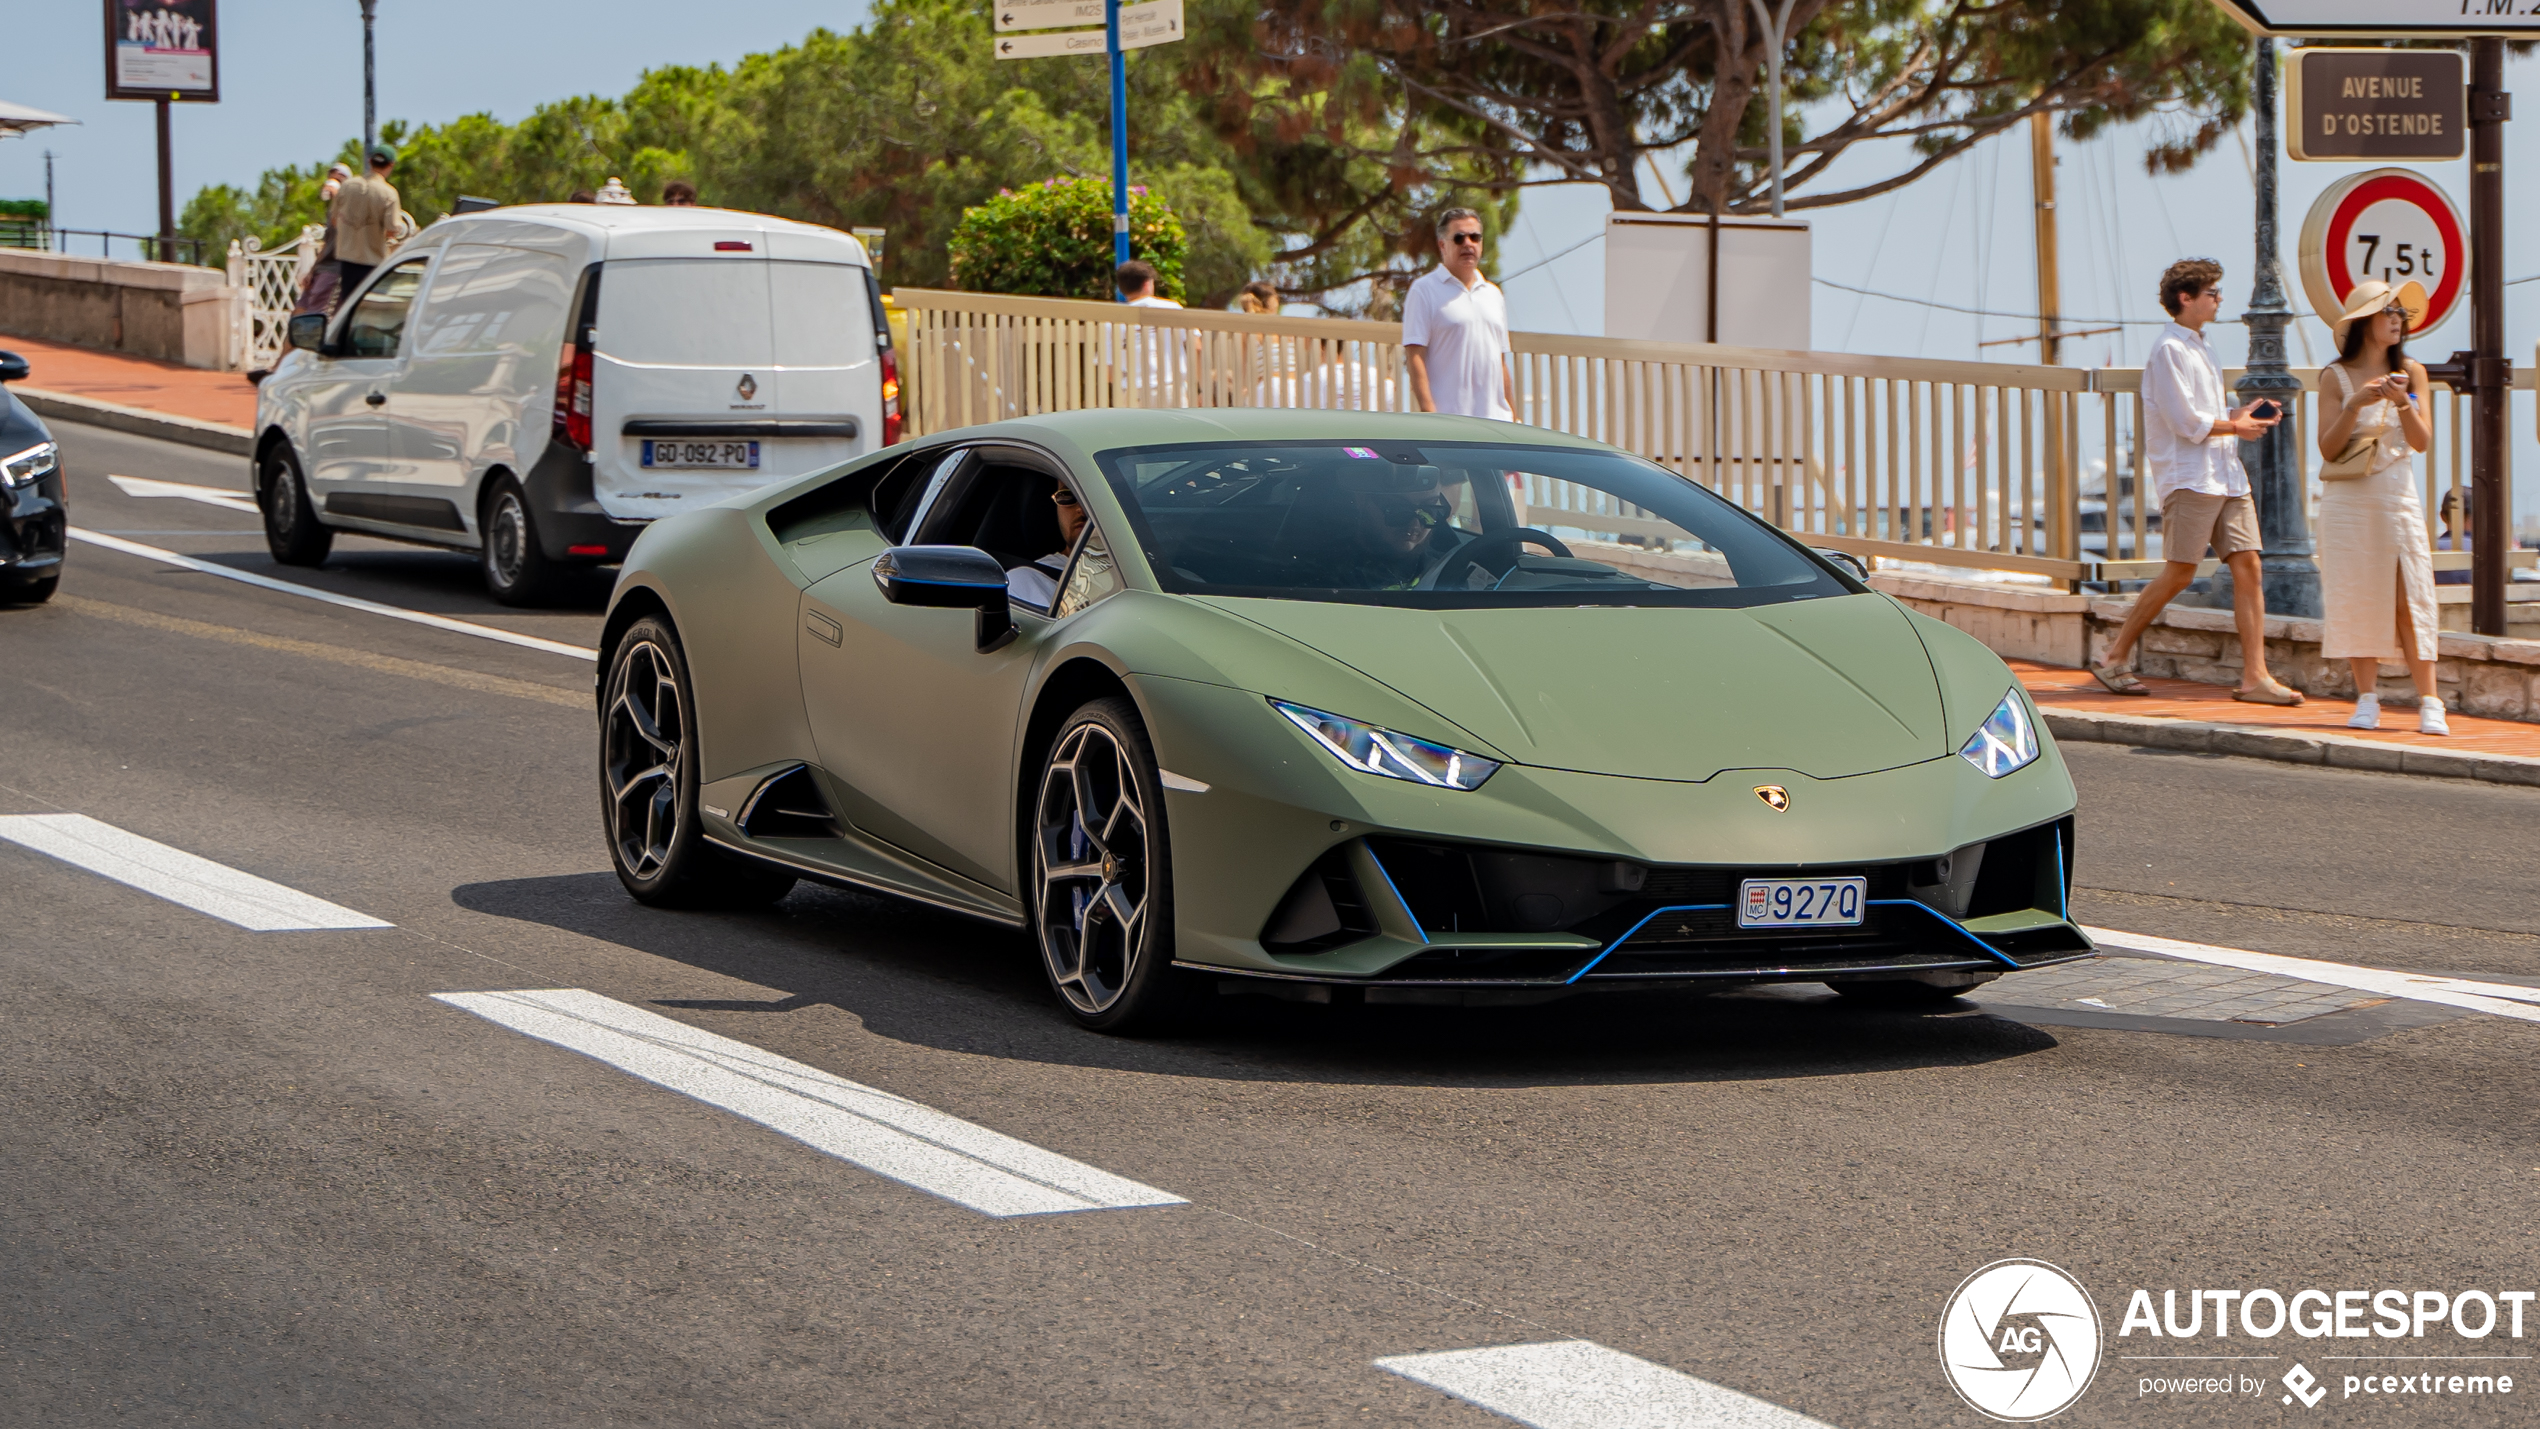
top-left (4, 419), bottom-right (2536, 1427)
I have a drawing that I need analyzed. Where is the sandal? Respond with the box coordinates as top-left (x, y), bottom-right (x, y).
top-left (2233, 684), bottom-right (2305, 706)
top-left (2089, 663), bottom-right (2152, 696)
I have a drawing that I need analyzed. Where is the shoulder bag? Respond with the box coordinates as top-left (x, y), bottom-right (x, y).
top-left (2319, 364), bottom-right (2379, 482)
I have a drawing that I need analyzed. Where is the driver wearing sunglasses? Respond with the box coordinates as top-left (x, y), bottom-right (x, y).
top-left (1006, 484), bottom-right (1090, 611)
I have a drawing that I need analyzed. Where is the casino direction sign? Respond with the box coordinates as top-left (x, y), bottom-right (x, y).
top-left (2287, 48), bottom-right (2464, 160)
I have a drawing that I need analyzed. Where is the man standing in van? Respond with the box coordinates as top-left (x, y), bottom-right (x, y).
top-left (330, 146), bottom-right (404, 295)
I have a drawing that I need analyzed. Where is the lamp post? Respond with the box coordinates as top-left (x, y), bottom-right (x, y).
top-left (1748, 0), bottom-right (1801, 217)
top-left (2234, 35), bottom-right (2321, 619)
top-left (360, 0), bottom-right (378, 159)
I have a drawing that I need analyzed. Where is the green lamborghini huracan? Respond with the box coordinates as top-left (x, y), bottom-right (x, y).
top-left (596, 410), bottom-right (2091, 1032)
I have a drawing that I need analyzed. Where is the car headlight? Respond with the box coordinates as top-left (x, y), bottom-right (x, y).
top-left (1271, 699), bottom-right (1501, 791)
top-left (2, 441), bottom-right (57, 488)
top-left (1959, 688), bottom-right (2040, 778)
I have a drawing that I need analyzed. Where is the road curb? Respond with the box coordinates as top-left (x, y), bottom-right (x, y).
top-left (2042, 708), bottom-right (2540, 788)
top-left (17, 387), bottom-right (254, 458)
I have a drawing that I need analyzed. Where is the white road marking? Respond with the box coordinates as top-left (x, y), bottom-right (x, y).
top-left (106, 474), bottom-right (263, 514)
top-left (0, 813), bottom-right (393, 931)
top-left (432, 988), bottom-right (1187, 1217)
top-left (2085, 926), bottom-right (2540, 1025)
top-left (1376, 1341), bottom-right (1836, 1429)
top-left (67, 529), bottom-right (599, 661)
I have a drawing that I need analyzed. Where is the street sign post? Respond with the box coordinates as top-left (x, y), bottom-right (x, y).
top-left (987, 0), bottom-right (1182, 282)
top-left (103, 0), bottom-right (219, 259)
top-left (2297, 168), bottom-right (2467, 335)
top-left (2285, 48), bottom-right (2463, 161)
top-left (2207, 2), bottom-right (2517, 635)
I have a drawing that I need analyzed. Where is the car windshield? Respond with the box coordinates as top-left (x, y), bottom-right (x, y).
top-left (1092, 440), bottom-right (1854, 608)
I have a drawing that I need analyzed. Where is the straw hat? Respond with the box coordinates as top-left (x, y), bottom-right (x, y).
top-left (2330, 278), bottom-right (2428, 339)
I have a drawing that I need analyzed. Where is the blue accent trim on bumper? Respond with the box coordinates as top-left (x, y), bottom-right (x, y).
top-left (1559, 896), bottom-right (2028, 984)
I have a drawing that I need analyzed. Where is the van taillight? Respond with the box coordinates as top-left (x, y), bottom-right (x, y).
top-left (552, 342), bottom-right (593, 451)
top-left (880, 347), bottom-right (903, 446)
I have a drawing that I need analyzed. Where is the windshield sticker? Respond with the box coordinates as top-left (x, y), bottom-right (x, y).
top-left (1341, 447), bottom-right (1381, 459)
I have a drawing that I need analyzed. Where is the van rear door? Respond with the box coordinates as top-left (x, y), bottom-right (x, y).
top-left (587, 257), bottom-right (776, 521)
top-left (765, 259), bottom-right (880, 462)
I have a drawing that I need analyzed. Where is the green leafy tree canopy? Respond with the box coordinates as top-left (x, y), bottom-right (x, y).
top-left (949, 177), bottom-right (1187, 301)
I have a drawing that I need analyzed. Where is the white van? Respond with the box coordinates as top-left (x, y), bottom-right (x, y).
top-left (255, 205), bottom-right (900, 603)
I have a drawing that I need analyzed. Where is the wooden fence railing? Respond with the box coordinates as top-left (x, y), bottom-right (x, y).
top-left (895, 288), bottom-right (2528, 586)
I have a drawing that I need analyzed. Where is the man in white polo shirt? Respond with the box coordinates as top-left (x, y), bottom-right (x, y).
top-left (1403, 208), bottom-right (1514, 420)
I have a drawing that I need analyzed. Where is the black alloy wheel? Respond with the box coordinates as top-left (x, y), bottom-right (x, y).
top-left (260, 443), bottom-right (332, 566)
top-left (602, 615), bottom-right (795, 909)
top-left (1031, 697), bottom-right (1189, 1033)
top-left (482, 476), bottom-right (560, 607)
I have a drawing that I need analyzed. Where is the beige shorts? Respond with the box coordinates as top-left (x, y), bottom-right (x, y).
top-left (2161, 491), bottom-right (2262, 562)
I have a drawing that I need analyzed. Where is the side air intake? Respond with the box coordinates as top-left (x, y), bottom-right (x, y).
top-left (739, 765), bottom-right (842, 840)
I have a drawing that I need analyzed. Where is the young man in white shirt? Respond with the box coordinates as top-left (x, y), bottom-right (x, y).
top-left (2092, 258), bottom-right (2304, 705)
top-left (1115, 259), bottom-right (1191, 406)
top-left (1403, 208), bottom-right (1515, 420)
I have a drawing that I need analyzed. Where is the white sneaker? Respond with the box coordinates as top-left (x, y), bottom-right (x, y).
top-left (2348, 693), bottom-right (2380, 730)
top-left (2420, 697), bottom-right (2450, 736)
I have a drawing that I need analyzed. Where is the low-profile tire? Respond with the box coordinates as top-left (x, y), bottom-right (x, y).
top-left (3, 574), bottom-right (58, 605)
top-left (482, 475), bottom-right (562, 607)
top-left (602, 614), bottom-right (797, 910)
top-left (260, 443), bottom-right (332, 567)
top-left (1833, 978), bottom-right (1984, 1005)
top-left (1030, 696), bottom-right (1192, 1035)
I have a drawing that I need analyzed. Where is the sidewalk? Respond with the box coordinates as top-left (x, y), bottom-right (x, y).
top-left (1, 331), bottom-right (257, 430)
top-left (2019, 660), bottom-right (2540, 785)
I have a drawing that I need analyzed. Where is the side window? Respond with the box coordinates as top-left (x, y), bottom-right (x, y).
top-left (342, 258), bottom-right (429, 358)
top-left (873, 449), bottom-right (956, 543)
top-left (1053, 523), bottom-right (1123, 618)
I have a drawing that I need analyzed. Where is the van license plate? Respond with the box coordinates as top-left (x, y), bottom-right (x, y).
top-left (1737, 876), bottom-right (1867, 928)
top-left (641, 440), bottom-right (760, 469)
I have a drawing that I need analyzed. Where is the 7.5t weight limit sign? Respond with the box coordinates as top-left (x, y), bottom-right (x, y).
top-left (2298, 167), bottom-right (2466, 336)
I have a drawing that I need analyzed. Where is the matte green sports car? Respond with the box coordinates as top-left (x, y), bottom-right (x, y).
top-left (596, 410), bottom-right (2091, 1032)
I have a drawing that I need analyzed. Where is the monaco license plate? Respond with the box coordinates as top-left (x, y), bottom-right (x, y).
top-left (1737, 876), bottom-right (1867, 929)
top-left (640, 439), bottom-right (760, 470)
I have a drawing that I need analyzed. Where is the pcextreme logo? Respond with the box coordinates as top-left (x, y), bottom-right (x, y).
top-left (1939, 1259), bottom-right (2104, 1422)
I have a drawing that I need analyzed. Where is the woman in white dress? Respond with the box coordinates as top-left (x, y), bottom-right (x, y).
top-left (2315, 279), bottom-right (2446, 735)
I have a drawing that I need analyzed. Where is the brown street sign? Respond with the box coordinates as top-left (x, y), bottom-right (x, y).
top-left (2286, 48), bottom-right (2463, 161)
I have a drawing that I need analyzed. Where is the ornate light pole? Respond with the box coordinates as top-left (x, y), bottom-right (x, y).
top-left (2234, 36), bottom-right (2321, 619)
top-left (360, 0), bottom-right (379, 159)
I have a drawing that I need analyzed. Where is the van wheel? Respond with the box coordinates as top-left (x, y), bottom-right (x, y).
top-left (260, 444), bottom-right (331, 566)
top-left (482, 476), bottom-right (559, 607)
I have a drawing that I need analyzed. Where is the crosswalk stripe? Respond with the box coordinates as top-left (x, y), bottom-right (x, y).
top-left (1375, 1341), bottom-right (1836, 1429)
top-left (106, 474), bottom-right (264, 514)
top-left (2084, 926), bottom-right (2540, 1025)
top-left (432, 988), bottom-right (1187, 1218)
top-left (0, 813), bottom-right (393, 931)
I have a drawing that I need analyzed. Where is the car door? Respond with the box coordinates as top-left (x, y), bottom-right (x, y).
top-left (381, 243), bottom-right (502, 528)
top-left (306, 255), bottom-right (429, 514)
top-left (796, 449), bottom-right (1085, 893)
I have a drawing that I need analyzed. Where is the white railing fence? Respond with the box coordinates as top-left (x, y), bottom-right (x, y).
top-left (227, 225), bottom-right (323, 372)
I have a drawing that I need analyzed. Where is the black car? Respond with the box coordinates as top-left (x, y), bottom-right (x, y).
top-left (0, 350), bottom-right (64, 604)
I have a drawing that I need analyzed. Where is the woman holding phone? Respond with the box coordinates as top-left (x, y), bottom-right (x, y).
top-left (2316, 279), bottom-right (2445, 734)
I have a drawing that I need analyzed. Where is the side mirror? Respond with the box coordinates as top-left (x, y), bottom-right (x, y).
top-left (287, 313), bottom-right (328, 353)
top-left (1813, 547), bottom-right (1870, 584)
top-left (0, 351), bottom-right (27, 384)
top-left (872, 544), bottom-right (1014, 652)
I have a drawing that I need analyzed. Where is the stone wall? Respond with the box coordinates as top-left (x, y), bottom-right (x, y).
top-left (0, 250), bottom-right (238, 369)
top-left (2083, 600), bottom-right (2540, 721)
top-left (1871, 568), bottom-right (2540, 723)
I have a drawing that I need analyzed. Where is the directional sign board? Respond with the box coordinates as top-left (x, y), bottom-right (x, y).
top-left (995, 0), bottom-right (1103, 32)
top-left (2298, 167), bottom-right (2466, 334)
top-left (2286, 48), bottom-right (2463, 160)
top-left (1118, 0), bottom-right (1183, 50)
top-left (994, 27), bottom-right (1109, 59)
top-left (2212, 2), bottom-right (2540, 37)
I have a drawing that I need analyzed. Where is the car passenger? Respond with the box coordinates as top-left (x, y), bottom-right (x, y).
top-left (1007, 485), bottom-right (1089, 610)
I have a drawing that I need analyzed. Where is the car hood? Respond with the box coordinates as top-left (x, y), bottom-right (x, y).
top-left (1197, 592), bottom-right (1947, 782)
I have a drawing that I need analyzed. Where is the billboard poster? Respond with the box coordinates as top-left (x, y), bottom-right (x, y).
top-left (104, 0), bottom-right (219, 102)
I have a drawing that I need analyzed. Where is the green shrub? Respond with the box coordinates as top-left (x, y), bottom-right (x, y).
top-left (0, 198), bottom-right (46, 220)
top-left (948, 175), bottom-right (1185, 303)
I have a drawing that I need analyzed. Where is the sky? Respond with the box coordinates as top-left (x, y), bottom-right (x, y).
top-left (10, 3), bottom-right (2540, 519)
